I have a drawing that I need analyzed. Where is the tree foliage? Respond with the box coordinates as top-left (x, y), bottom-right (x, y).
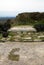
top-left (34, 24), bottom-right (44, 32)
top-left (14, 12), bottom-right (44, 25)
top-left (0, 19), bottom-right (11, 37)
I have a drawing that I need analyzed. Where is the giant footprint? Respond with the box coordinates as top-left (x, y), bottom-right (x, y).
top-left (8, 48), bottom-right (20, 61)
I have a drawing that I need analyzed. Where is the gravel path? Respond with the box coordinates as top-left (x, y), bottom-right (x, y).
top-left (0, 42), bottom-right (44, 65)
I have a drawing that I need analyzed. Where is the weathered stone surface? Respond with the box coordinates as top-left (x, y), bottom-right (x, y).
top-left (0, 42), bottom-right (44, 65)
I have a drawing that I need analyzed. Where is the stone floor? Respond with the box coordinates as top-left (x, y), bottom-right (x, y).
top-left (0, 42), bottom-right (44, 65)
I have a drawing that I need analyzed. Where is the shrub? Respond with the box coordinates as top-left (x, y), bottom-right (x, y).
top-left (34, 24), bottom-right (44, 32)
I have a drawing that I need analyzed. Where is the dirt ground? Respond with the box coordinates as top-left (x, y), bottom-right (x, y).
top-left (0, 42), bottom-right (44, 65)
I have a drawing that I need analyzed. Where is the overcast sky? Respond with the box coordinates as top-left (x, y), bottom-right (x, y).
top-left (0, 0), bottom-right (44, 17)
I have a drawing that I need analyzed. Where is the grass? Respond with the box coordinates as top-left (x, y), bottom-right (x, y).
top-left (6, 32), bottom-right (44, 41)
top-left (40, 37), bottom-right (44, 41)
top-left (12, 24), bottom-right (33, 27)
top-left (0, 31), bottom-right (44, 42)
